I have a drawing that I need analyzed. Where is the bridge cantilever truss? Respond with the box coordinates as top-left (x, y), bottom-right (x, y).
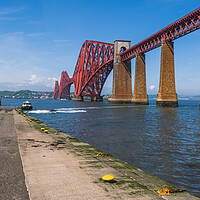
top-left (54, 7), bottom-right (200, 99)
top-left (58, 71), bottom-right (73, 99)
top-left (73, 40), bottom-right (114, 97)
top-left (56, 41), bottom-right (114, 99)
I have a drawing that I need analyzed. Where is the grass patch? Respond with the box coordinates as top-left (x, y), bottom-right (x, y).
top-left (67, 137), bottom-right (82, 143)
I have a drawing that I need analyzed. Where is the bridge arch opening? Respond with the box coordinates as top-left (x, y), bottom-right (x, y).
top-left (120, 46), bottom-right (127, 53)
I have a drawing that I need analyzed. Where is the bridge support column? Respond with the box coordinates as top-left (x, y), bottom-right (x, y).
top-left (65, 85), bottom-right (71, 100)
top-left (132, 53), bottom-right (149, 105)
top-left (94, 96), bottom-right (103, 102)
top-left (90, 96), bottom-right (103, 102)
top-left (71, 96), bottom-right (83, 101)
top-left (108, 40), bottom-right (132, 104)
top-left (156, 41), bottom-right (178, 107)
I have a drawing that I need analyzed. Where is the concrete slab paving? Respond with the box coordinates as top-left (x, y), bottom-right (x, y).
top-left (14, 110), bottom-right (114, 200)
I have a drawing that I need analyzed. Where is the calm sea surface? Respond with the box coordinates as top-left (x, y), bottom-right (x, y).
top-left (2, 98), bottom-right (200, 197)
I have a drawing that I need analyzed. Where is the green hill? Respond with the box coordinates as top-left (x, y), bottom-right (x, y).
top-left (0, 90), bottom-right (53, 99)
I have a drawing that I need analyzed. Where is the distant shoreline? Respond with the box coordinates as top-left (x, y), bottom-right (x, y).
top-left (1, 90), bottom-right (200, 101)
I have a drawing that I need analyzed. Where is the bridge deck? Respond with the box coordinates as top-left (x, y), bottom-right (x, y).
top-left (0, 108), bottom-right (199, 199)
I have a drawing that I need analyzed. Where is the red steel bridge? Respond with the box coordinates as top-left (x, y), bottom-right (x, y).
top-left (53, 7), bottom-right (200, 105)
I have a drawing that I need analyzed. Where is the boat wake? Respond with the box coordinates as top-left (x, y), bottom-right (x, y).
top-left (27, 105), bottom-right (134, 114)
top-left (28, 109), bottom-right (86, 114)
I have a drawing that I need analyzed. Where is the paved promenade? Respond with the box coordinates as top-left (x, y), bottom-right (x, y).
top-left (0, 108), bottom-right (29, 200)
top-left (0, 108), bottom-right (199, 199)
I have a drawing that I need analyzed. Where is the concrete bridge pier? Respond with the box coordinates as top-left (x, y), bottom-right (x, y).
top-left (71, 96), bottom-right (83, 101)
top-left (108, 40), bottom-right (132, 104)
top-left (94, 96), bottom-right (103, 102)
top-left (90, 97), bottom-right (94, 102)
top-left (132, 53), bottom-right (149, 105)
top-left (156, 41), bottom-right (178, 107)
top-left (89, 96), bottom-right (103, 102)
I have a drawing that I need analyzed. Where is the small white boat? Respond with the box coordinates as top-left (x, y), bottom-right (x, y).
top-left (21, 101), bottom-right (32, 110)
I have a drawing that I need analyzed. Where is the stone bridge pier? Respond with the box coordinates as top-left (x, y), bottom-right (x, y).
top-left (132, 53), bottom-right (149, 105)
top-left (109, 39), bottom-right (178, 106)
top-left (156, 41), bottom-right (178, 107)
top-left (108, 40), bottom-right (148, 104)
top-left (108, 40), bottom-right (132, 103)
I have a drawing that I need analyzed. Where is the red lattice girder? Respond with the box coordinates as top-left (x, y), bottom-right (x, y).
top-left (121, 7), bottom-right (200, 61)
top-left (73, 40), bottom-right (114, 96)
top-left (53, 81), bottom-right (59, 99)
top-left (58, 71), bottom-right (72, 99)
top-left (80, 59), bottom-right (113, 96)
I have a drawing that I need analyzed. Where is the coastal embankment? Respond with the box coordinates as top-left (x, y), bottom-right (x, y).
top-left (0, 107), bottom-right (199, 200)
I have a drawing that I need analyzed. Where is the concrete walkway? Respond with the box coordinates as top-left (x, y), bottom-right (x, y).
top-left (0, 108), bottom-right (199, 200)
top-left (14, 110), bottom-right (114, 200)
top-left (0, 108), bottom-right (29, 200)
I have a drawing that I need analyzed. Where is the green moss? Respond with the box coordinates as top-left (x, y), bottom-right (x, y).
top-left (79, 165), bottom-right (103, 169)
top-left (128, 191), bottom-right (144, 195)
top-left (68, 137), bottom-right (82, 143)
top-left (73, 145), bottom-right (100, 156)
top-left (79, 161), bottom-right (100, 165)
top-left (57, 137), bottom-right (67, 141)
top-left (116, 180), bottom-right (149, 191)
top-left (30, 118), bottom-right (43, 124)
top-left (130, 182), bottom-right (149, 190)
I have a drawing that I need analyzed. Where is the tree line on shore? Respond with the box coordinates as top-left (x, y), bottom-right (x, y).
top-left (0, 90), bottom-right (53, 99)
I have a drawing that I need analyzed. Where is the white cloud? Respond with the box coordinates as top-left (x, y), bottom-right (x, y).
top-left (0, 74), bottom-right (58, 91)
top-left (188, 78), bottom-right (200, 83)
top-left (149, 85), bottom-right (156, 90)
top-left (28, 75), bottom-right (58, 89)
top-left (0, 17), bottom-right (22, 21)
top-left (0, 6), bottom-right (26, 21)
top-left (29, 75), bottom-right (43, 85)
top-left (53, 39), bottom-right (70, 43)
top-left (26, 33), bottom-right (48, 37)
top-left (0, 7), bottom-right (25, 16)
top-left (46, 77), bottom-right (58, 88)
top-left (0, 31), bottom-right (63, 85)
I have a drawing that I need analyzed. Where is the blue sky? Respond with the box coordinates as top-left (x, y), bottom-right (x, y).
top-left (0, 0), bottom-right (199, 95)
